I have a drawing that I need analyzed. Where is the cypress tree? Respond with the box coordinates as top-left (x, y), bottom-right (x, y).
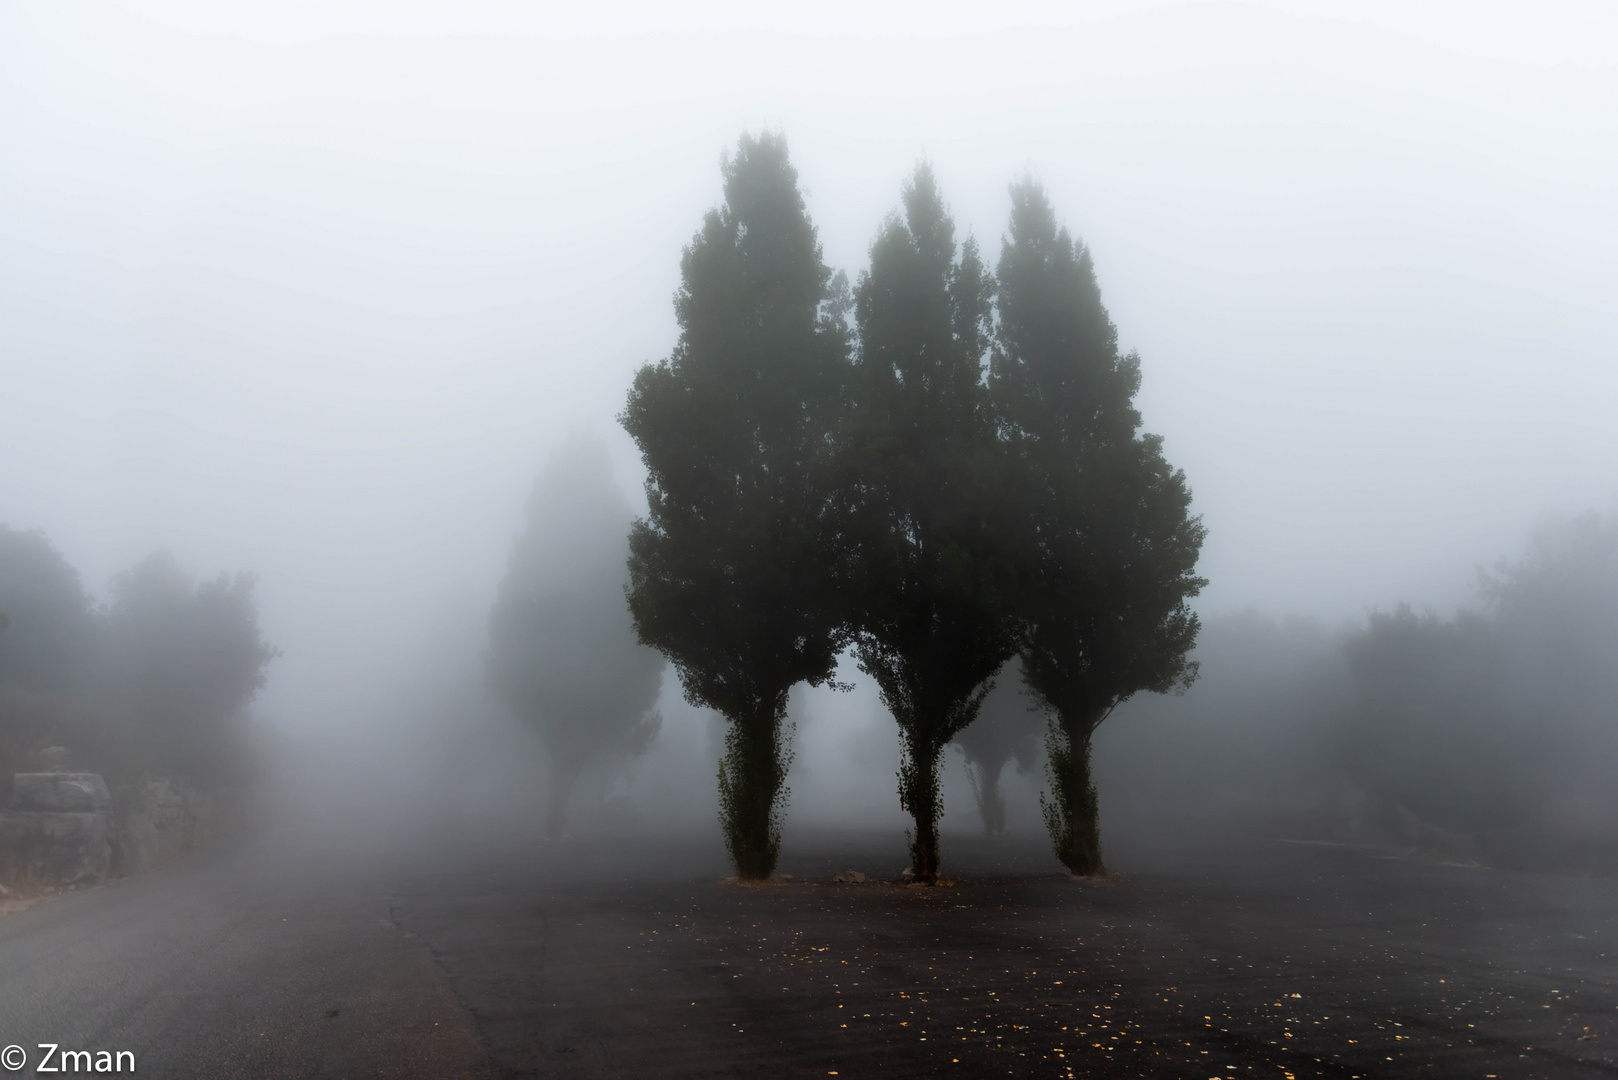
top-left (845, 166), bottom-right (1021, 884)
top-left (621, 133), bottom-right (850, 879)
top-left (991, 179), bottom-right (1206, 875)
top-left (486, 436), bottom-right (664, 839)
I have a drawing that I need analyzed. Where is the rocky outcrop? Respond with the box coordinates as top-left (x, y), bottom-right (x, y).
top-left (115, 777), bottom-right (212, 874)
top-left (0, 772), bottom-right (114, 887)
top-left (0, 773), bottom-right (221, 893)
top-left (12, 772), bottom-right (112, 813)
top-left (1, 770), bottom-right (218, 891)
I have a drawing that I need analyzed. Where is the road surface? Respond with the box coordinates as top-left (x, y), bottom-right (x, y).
top-left (1, 818), bottom-right (1615, 1078)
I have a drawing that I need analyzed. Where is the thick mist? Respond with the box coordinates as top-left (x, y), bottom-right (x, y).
top-left (6, 14), bottom-right (1618, 1079)
top-left (3, 3), bottom-right (1616, 861)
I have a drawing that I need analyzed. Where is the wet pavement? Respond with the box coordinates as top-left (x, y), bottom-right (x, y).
top-left (392, 828), bottom-right (1618, 1078)
top-left (1, 820), bottom-right (1615, 1078)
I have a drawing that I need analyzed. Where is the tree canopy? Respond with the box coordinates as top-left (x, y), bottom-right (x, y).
top-left (843, 166), bottom-right (1022, 882)
top-left (622, 132), bottom-right (851, 878)
top-left (991, 180), bottom-right (1205, 874)
top-left (0, 525), bottom-right (95, 698)
top-left (621, 145), bottom-right (1208, 880)
top-left (0, 526), bottom-right (98, 777)
top-left (97, 551), bottom-right (279, 786)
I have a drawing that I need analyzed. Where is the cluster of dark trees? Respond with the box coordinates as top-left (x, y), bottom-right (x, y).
top-left (0, 527), bottom-right (276, 798)
top-left (1098, 511), bottom-right (1618, 870)
top-left (620, 134), bottom-right (1206, 882)
top-left (1337, 512), bottom-right (1618, 862)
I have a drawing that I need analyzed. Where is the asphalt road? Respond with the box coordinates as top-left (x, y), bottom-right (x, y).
top-left (1, 818), bottom-right (1615, 1079)
top-left (0, 827), bottom-right (490, 1079)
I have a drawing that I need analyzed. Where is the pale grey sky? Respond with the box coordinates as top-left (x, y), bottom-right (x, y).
top-left (3, 1), bottom-right (1615, 735)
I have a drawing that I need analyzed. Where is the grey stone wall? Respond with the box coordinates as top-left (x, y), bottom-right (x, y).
top-left (1, 770), bottom-right (217, 890)
top-left (0, 772), bottom-right (113, 887)
top-left (115, 777), bottom-right (212, 875)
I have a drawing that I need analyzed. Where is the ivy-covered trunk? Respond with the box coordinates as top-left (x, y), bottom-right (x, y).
top-left (899, 734), bottom-right (944, 883)
top-left (717, 699), bottom-right (791, 880)
top-left (1041, 716), bottom-right (1104, 876)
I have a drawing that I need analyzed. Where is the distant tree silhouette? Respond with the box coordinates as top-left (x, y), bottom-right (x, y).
top-left (1483, 511), bottom-right (1618, 720)
top-left (97, 552), bottom-right (278, 787)
top-left (1340, 512), bottom-right (1618, 859)
top-left (486, 435), bottom-right (664, 839)
top-left (622, 133), bottom-right (851, 879)
top-left (0, 526), bottom-right (97, 776)
top-left (0, 529), bottom-right (275, 790)
top-left (991, 180), bottom-right (1205, 875)
top-left (842, 166), bottom-right (1022, 883)
top-left (952, 661), bottom-right (1045, 835)
top-left (0, 525), bottom-right (94, 697)
top-left (1339, 605), bottom-right (1524, 847)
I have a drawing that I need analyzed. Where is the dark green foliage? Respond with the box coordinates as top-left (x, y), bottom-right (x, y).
top-left (621, 133), bottom-right (850, 878)
top-left (843, 166), bottom-right (1021, 883)
top-left (1039, 718), bottom-right (1100, 870)
top-left (97, 552), bottom-right (278, 788)
top-left (486, 436), bottom-right (664, 838)
top-left (991, 180), bottom-right (1205, 875)
top-left (953, 663), bottom-right (1044, 834)
top-left (716, 718), bottom-right (793, 880)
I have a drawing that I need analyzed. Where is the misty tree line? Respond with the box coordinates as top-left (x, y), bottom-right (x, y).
top-left (489, 133), bottom-right (1205, 882)
top-left (0, 529), bottom-right (277, 799)
top-left (1338, 513), bottom-right (1618, 859)
top-left (1097, 512), bottom-right (1618, 868)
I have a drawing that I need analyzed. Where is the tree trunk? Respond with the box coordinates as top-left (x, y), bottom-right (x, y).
top-left (900, 737), bottom-right (944, 883)
top-left (966, 754), bottom-right (1008, 836)
top-left (718, 698), bottom-right (789, 880)
top-left (1042, 717), bottom-right (1104, 876)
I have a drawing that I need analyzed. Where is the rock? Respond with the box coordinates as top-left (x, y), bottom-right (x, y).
top-left (10, 772), bottom-right (112, 812)
top-left (2, 772), bottom-right (116, 887)
top-left (900, 867), bottom-right (915, 881)
top-left (0, 811), bottom-right (111, 886)
top-left (2, 771), bottom-right (219, 887)
top-left (832, 870), bottom-right (866, 883)
top-left (114, 777), bottom-right (212, 874)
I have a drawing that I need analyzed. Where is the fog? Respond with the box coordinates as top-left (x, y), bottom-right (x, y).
top-left (4, 2), bottom-right (1617, 855)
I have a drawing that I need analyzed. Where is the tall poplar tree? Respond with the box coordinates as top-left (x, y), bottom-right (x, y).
top-left (845, 166), bottom-right (1021, 883)
top-left (622, 134), bottom-right (850, 879)
top-left (992, 180), bottom-right (1205, 875)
